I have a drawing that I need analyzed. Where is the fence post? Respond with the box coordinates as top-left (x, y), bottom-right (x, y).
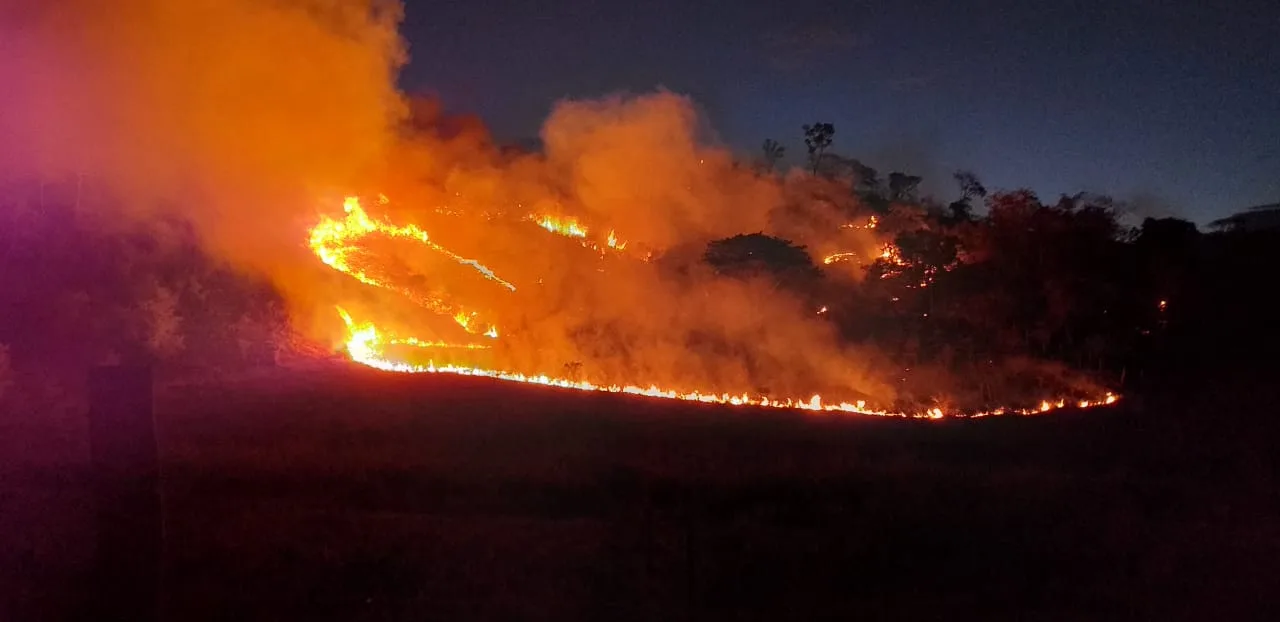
top-left (685, 493), bottom-right (699, 621)
top-left (87, 365), bottom-right (160, 622)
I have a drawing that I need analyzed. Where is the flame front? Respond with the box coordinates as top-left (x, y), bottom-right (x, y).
top-left (533, 214), bottom-right (588, 238)
top-left (528, 213), bottom-right (631, 256)
top-left (309, 196), bottom-right (1118, 419)
top-left (310, 196), bottom-right (506, 337)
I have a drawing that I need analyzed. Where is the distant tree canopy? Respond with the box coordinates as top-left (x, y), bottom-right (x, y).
top-left (802, 123), bottom-right (834, 173)
top-left (6, 116), bottom-right (1277, 414)
top-left (0, 179), bottom-right (291, 393)
top-left (760, 139), bottom-right (786, 172)
top-left (947, 170), bottom-right (987, 222)
top-left (704, 233), bottom-right (822, 288)
top-left (688, 154), bottom-right (1259, 399)
top-left (887, 172), bottom-right (922, 203)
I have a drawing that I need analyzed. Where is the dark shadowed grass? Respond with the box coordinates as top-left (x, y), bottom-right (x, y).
top-left (3, 365), bottom-right (1277, 621)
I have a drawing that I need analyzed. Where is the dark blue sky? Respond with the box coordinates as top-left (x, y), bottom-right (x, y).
top-left (399, 0), bottom-right (1279, 223)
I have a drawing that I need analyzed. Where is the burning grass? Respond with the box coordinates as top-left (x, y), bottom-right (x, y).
top-left (3, 0), bottom-right (1125, 421)
top-left (310, 196), bottom-right (1118, 418)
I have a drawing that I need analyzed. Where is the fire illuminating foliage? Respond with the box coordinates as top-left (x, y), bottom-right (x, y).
top-left (309, 196), bottom-right (1118, 419)
top-left (2, 0), bottom-right (1120, 420)
top-left (528, 214), bottom-right (630, 256)
top-left (310, 196), bottom-right (509, 337)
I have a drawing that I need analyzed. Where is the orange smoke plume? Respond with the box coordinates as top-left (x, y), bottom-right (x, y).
top-left (1, 1), bottom-right (1116, 416)
top-left (1, 0), bottom-right (406, 322)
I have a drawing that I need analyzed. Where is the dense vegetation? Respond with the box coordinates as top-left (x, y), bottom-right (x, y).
top-left (709, 127), bottom-right (1279, 407)
top-left (2, 128), bottom-right (1277, 622)
top-left (2, 124), bottom-right (1277, 415)
top-left (0, 179), bottom-right (292, 413)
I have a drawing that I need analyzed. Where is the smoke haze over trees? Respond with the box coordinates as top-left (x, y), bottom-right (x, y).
top-left (2, 1), bottom-right (1277, 418)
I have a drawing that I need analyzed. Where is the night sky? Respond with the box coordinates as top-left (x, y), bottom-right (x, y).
top-left (399, 0), bottom-right (1279, 223)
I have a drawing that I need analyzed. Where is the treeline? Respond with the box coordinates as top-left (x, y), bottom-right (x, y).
top-left (0, 179), bottom-right (295, 412)
top-left (2, 140), bottom-right (1275, 414)
top-left (715, 125), bottom-right (1280, 406)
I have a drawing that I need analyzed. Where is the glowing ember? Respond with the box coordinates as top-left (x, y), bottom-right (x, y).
top-left (823, 251), bottom-right (858, 265)
top-left (310, 196), bottom-right (1119, 419)
top-left (840, 215), bottom-right (878, 230)
top-left (879, 243), bottom-right (906, 266)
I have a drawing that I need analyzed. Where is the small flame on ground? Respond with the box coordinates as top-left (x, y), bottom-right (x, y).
top-left (606, 230), bottom-right (626, 249)
top-left (534, 215), bottom-right (588, 238)
top-left (840, 215), bottom-right (878, 230)
top-left (334, 306), bottom-right (1117, 419)
top-left (528, 214), bottom-right (630, 256)
top-left (880, 243), bottom-right (906, 266)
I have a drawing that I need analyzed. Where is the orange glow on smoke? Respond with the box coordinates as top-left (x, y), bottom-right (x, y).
top-left (310, 196), bottom-right (1119, 419)
top-left (0, 0), bottom-right (1121, 422)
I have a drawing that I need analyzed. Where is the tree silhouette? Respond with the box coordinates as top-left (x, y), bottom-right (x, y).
top-left (954, 170), bottom-right (987, 202)
top-left (802, 123), bottom-right (834, 173)
top-left (948, 170), bottom-right (987, 222)
top-left (761, 139), bottom-right (786, 172)
top-left (704, 233), bottom-right (822, 291)
top-left (887, 172), bottom-right (922, 203)
top-left (854, 161), bottom-right (882, 196)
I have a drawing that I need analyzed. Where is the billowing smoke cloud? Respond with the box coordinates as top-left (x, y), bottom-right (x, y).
top-left (1, 0), bottom-right (406, 316)
top-left (341, 91), bottom-right (896, 402)
top-left (2, 1), bottom-right (898, 404)
top-left (541, 93), bottom-right (780, 248)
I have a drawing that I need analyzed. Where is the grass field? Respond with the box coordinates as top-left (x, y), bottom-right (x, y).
top-left (3, 365), bottom-right (1277, 621)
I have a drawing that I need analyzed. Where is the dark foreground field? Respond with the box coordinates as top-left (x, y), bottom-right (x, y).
top-left (2, 366), bottom-right (1278, 621)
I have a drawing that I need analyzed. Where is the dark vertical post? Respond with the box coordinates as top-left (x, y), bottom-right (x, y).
top-left (684, 495), bottom-right (698, 622)
top-left (88, 365), bottom-right (160, 622)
